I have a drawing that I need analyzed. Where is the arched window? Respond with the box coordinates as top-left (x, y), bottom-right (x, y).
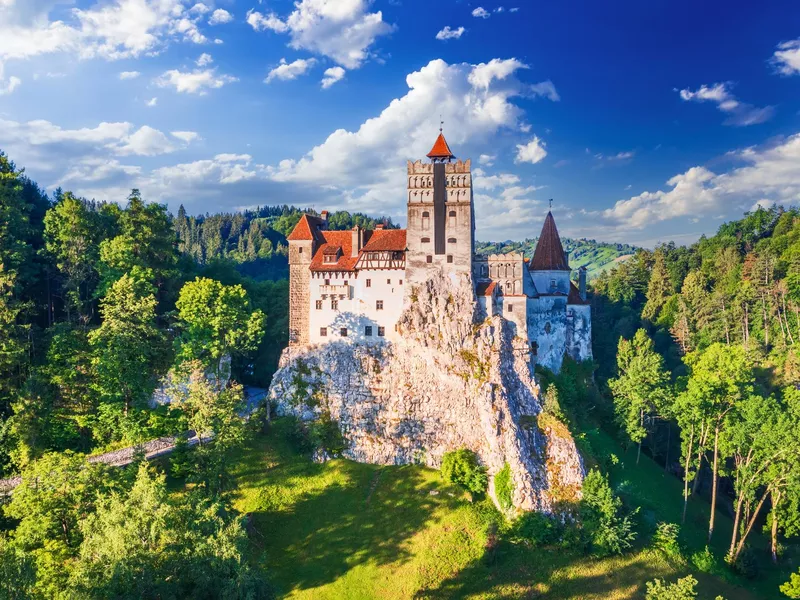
top-left (421, 237), bottom-right (430, 243)
top-left (448, 210), bottom-right (456, 227)
top-left (421, 211), bottom-right (430, 231)
top-left (447, 237), bottom-right (457, 244)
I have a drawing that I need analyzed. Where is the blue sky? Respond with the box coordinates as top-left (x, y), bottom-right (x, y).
top-left (1, 0), bottom-right (799, 246)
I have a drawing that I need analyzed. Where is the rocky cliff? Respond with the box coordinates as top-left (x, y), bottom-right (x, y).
top-left (268, 272), bottom-right (584, 512)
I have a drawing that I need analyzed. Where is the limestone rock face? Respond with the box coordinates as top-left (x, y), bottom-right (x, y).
top-left (268, 272), bottom-right (584, 512)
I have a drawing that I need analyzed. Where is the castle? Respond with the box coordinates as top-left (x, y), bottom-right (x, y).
top-left (286, 132), bottom-right (592, 373)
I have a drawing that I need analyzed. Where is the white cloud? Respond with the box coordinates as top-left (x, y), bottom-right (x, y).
top-left (265, 58), bottom-right (317, 83)
top-left (246, 9), bottom-right (288, 33)
top-left (0, 61), bottom-right (21, 95)
top-left (772, 39), bottom-right (800, 75)
top-left (510, 7), bottom-right (519, 12)
top-left (247, 0), bottom-right (394, 70)
top-left (208, 8), bottom-right (232, 25)
top-left (436, 26), bottom-right (465, 40)
top-left (678, 82), bottom-right (774, 126)
top-left (189, 3), bottom-right (210, 15)
top-left (468, 58), bottom-right (528, 89)
top-left (530, 80), bottom-right (560, 101)
top-left (472, 170), bottom-right (520, 190)
top-left (146, 97), bottom-right (157, 107)
top-left (321, 66), bottom-right (346, 88)
top-left (603, 133), bottom-right (800, 228)
top-left (117, 125), bottom-right (181, 156)
top-left (495, 7), bottom-right (505, 13)
top-left (57, 157), bottom-right (142, 186)
top-left (155, 67), bottom-right (237, 94)
top-left (515, 136), bottom-right (547, 164)
top-left (118, 70), bottom-right (140, 79)
top-left (171, 130), bottom-right (200, 143)
top-left (196, 52), bottom-right (213, 66)
top-left (152, 153), bottom-right (262, 186)
top-left (472, 7), bottom-right (490, 18)
top-left (478, 154), bottom-right (495, 166)
top-left (594, 150), bottom-right (635, 164)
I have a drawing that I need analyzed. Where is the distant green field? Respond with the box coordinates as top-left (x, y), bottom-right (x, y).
top-left (476, 238), bottom-right (636, 280)
top-left (228, 419), bottom-right (773, 600)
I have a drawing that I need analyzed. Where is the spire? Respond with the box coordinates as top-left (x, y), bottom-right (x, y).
top-left (530, 211), bottom-right (570, 271)
top-left (426, 131), bottom-right (455, 162)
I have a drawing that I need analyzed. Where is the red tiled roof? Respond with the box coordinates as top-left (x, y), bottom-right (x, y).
top-left (287, 214), bottom-right (325, 242)
top-left (426, 132), bottom-right (455, 160)
top-left (568, 281), bottom-right (589, 305)
top-left (476, 281), bottom-right (497, 297)
top-left (361, 229), bottom-right (407, 252)
top-left (530, 211), bottom-right (570, 271)
top-left (310, 231), bottom-right (358, 272)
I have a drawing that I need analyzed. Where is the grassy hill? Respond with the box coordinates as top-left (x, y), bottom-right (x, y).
top-left (223, 419), bottom-right (777, 600)
top-left (476, 239), bottom-right (637, 280)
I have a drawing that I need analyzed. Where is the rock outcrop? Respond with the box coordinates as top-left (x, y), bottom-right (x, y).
top-left (268, 272), bottom-right (584, 512)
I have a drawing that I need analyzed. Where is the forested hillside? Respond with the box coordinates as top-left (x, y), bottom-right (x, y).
top-left (477, 237), bottom-right (637, 278)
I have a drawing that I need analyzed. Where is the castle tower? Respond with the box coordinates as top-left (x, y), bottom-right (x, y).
top-left (405, 131), bottom-right (474, 284)
top-left (287, 213), bottom-right (325, 345)
top-left (529, 211), bottom-right (571, 295)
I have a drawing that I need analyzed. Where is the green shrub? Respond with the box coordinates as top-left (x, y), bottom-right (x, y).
top-left (169, 435), bottom-right (192, 479)
top-left (580, 469), bottom-right (638, 556)
top-left (308, 412), bottom-right (346, 457)
top-left (494, 463), bottom-right (513, 510)
top-left (508, 511), bottom-right (561, 547)
top-left (781, 571), bottom-right (800, 599)
top-left (542, 384), bottom-right (565, 421)
top-left (441, 449), bottom-right (488, 496)
top-left (644, 575), bottom-right (698, 600)
top-left (652, 522), bottom-right (683, 561)
top-left (730, 546), bottom-right (759, 580)
top-left (689, 546), bottom-right (718, 574)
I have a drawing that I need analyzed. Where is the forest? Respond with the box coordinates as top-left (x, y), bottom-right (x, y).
top-left (2, 144), bottom-right (800, 599)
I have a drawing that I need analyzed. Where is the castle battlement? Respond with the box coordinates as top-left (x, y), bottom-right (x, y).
top-left (286, 133), bottom-right (592, 372)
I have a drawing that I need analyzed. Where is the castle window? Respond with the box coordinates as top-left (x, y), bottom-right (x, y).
top-left (315, 300), bottom-right (322, 310)
top-left (376, 300), bottom-right (384, 310)
top-left (449, 210), bottom-right (456, 227)
top-left (531, 341), bottom-right (538, 356)
top-left (365, 326), bottom-right (373, 336)
top-left (387, 279), bottom-right (391, 284)
top-left (507, 303), bottom-right (513, 313)
top-left (320, 327), bottom-right (327, 337)
top-left (331, 299), bottom-right (338, 310)
top-left (324, 254), bottom-right (336, 264)
top-left (422, 211), bottom-right (430, 230)
top-left (299, 247), bottom-right (303, 253)
top-left (545, 322), bottom-right (552, 334)
top-left (340, 328), bottom-right (348, 337)
top-left (324, 279), bottom-right (330, 286)
top-left (378, 326), bottom-right (385, 337)
top-left (366, 279), bottom-right (372, 288)
top-left (421, 237), bottom-right (430, 243)
top-left (550, 279), bottom-right (556, 290)
top-left (448, 238), bottom-right (457, 244)
top-left (399, 280), bottom-right (403, 285)
top-left (447, 255), bottom-right (453, 264)
top-left (426, 255), bottom-right (432, 263)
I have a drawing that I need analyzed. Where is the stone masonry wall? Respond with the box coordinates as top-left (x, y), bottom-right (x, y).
top-left (269, 271), bottom-right (584, 512)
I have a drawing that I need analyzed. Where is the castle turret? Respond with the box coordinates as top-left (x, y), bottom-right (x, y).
top-left (529, 211), bottom-right (571, 296)
top-left (406, 131), bottom-right (474, 284)
top-left (287, 214), bottom-right (324, 345)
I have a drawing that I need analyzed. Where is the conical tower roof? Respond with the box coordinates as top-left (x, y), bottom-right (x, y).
top-left (530, 211), bottom-right (570, 271)
top-left (426, 132), bottom-right (455, 161)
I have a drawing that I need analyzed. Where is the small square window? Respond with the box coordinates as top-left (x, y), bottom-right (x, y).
top-left (399, 280), bottom-right (403, 285)
top-left (320, 327), bottom-right (327, 337)
top-left (324, 279), bottom-right (330, 286)
top-left (426, 255), bottom-right (432, 264)
top-left (378, 326), bottom-right (385, 337)
top-left (365, 326), bottom-right (373, 336)
top-left (315, 300), bottom-right (322, 310)
top-left (331, 299), bottom-right (338, 310)
top-left (344, 280), bottom-right (349, 286)
top-left (366, 279), bottom-right (372, 288)
top-left (387, 279), bottom-right (391, 284)
top-left (299, 247), bottom-right (303, 253)
top-left (550, 279), bottom-right (556, 289)
top-left (376, 300), bottom-right (384, 310)
top-left (340, 328), bottom-right (348, 337)
top-left (507, 303), bottom-right (513, 313)
top-left (447, 255), bottom-right (453, 264)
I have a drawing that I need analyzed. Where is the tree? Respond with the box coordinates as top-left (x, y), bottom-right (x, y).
top-left (645, 575), bottom-right (698, 600)
top-left (608, 329), bottom-right (672, 464)
top-left (642, 250), bottom-right (672, 322)
top-left (580, 469), bottom-right (638, 556)
top-left (783, 571), bottom-right (800, 599)
top-left (679, 343), bottom-right (754, 543)
top-left (175, 277), bottom-right (265, 377)
top-left (89, 274), bottom-right (167, 426)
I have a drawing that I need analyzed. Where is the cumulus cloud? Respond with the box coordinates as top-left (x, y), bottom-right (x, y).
top-left (678, 82), bottom-right (774, 126)
top-left (208, 8), bottom-right (232, 25)
top-left (0, 0), bottom-right (212, 63)
top-left (146, 97), bottom-right (157, 107)
top-left (529, 80), bottom-right (560, 101)
top-left (772, 38), bottom-right (800, 75)
top-left (196, 52), bottom-right (212, 66)
top-left (436, 26), bottom-right (465, 40)
top-left (321, 66), bottom-right (345, 88)
top-left (602, 133), bottom-right (800, 228)
top-left (117, 125), bottom-right (181, 156)
top-left (0, 61), bottom-right (21, 95)
top-left (246, 0), bottom-right (394, 69)
top-left (265, 58), bottom-right (317, 83)
top-left (118, 70), bottom-right (140, 79)
top-left (515, 136), bottom-right (547, 164)
top-left (155, 67), bottom-right (237, 94)
top-left (472, 7), bottom-right (490, 18)
top-left (478, 154), bottom-right (495, 166)
top-left (171, 131), bottom-right (200, 143)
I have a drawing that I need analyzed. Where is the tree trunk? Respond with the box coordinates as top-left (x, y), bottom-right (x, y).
top-left (771, 489), bottom-right (781, 564)
top-left (722, 298), bottom-right (730, 345)
top-left (732, 487), bottom-right (771, 562)
top-left (708, 425), bottom-right (720, 543)
top-left (682, 424), bottom-right (695, 524)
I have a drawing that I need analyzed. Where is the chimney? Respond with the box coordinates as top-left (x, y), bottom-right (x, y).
top-left (351, 225), bottom-right (361, 258)
top-left (375, 223), bottom-right (384, 230)
top-left (579, 267), bottom-right (587, 301)
top-left (320, 210), bottom-right (329, 230)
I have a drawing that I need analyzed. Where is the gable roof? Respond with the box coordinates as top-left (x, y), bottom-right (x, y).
top-left (568, 281), bottom-right (589, 305)
top-left (361, 229), bottom-right (407, 252)
top-left (287, 214), bottom-right (325, 242)
top-left (310, 231), bottom-right (358, 272)
top-left (530, 211), bottom-right (570, 271)
top-left (426, 132), bottom-right (455, 160)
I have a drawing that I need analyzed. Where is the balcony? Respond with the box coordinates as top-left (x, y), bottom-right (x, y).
top-left (320, 284), bottom-right (350, 297)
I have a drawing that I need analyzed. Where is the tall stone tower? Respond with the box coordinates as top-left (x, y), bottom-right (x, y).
top-left (405, 131), bottom-right (474, 284)
top-left (287, 213), bottom-right (325, 345)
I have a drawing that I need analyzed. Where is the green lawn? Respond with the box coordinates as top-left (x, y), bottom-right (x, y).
top-left (228, 420), bottom-right (783, 599)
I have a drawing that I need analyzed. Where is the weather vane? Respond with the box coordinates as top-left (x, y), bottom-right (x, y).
top-left (549, 198), bottom-right (553, 209)
top-left (439, 115), bottom-right (443, 133)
